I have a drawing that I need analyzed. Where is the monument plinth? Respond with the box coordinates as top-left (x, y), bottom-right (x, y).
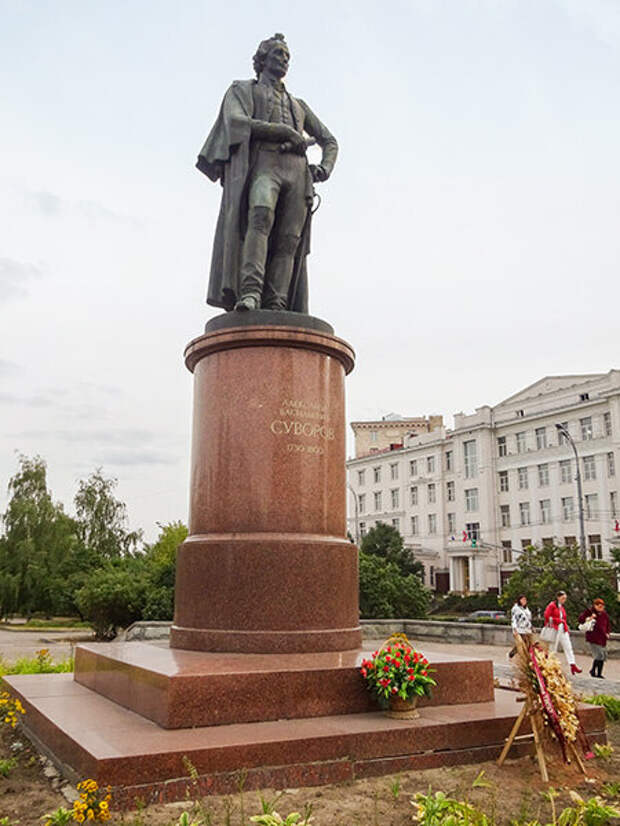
top-left (170, 312), bottom-right (362, 654)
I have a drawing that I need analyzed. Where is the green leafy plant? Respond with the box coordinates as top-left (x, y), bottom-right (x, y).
top-left (250, 814), bottom-right (308, 826)
top-left (0, 757), bottom-right (17, 777)
top-left (412, 790), bottom-right (491, 826)
top-left (361, 637), bottom-right (436, 705)
top-left (560, 791), bottom-right (619, 826)
top-left (389, 774), bottom-right (402, 799)
top-left (0, 650), bottom-right (73, 676)
top-left (175, 814), bottom-right (201, 826)
top-left (582, 695), bottom-right (620, 722)
top-left (600, 783), bottom-right (620, 800)
top-left (41, 807), bottom-right (73, 826)
top-left (259, 793), bottom-right (285, 815)
top-left (592, 743), bottom-right (614, 761)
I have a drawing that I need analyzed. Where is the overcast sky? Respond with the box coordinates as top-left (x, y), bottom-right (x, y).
top-left (2, 0), bottom-right (619, 542)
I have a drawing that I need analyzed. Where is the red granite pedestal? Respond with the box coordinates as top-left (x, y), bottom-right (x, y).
top-left (171, 320), bottom-right (361, 654)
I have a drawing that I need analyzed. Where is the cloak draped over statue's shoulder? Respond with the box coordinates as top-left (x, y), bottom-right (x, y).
top-left (196, 79), bottom-right (311, 312)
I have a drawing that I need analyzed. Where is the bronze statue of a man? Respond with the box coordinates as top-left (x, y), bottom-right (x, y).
top-left (197, 33), bottom-right (338, 313)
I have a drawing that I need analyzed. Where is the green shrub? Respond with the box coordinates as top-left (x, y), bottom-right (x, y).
top-left (431, 592), bottom-right (501, 614)
top-left (359, 552), bottom-right (431, 619)
top-left (0, 651), bottom-right (73, 676)
top-left (74, 566), bottom-right (146, 640)
top-left (583, 695), bottom-right (620, 722)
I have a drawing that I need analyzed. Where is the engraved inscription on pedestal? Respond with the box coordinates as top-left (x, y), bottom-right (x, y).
top-left (270, 397), bottom-right (337, 456)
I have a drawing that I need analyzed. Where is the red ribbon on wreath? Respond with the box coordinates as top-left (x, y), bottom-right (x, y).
top-left (529, 646), bottom-right (569, 762)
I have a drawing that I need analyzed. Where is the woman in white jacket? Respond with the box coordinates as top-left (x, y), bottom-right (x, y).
top-left (509, 594), bottom-right (533, 657)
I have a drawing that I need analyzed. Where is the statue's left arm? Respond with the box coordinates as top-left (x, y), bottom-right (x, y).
top-left (298, 100), bottom-right (338, 182)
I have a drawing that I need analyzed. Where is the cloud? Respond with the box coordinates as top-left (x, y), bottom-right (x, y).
top-left (0, 391), bottom-right (53, 407)
top-left (13, 427), bottom-right (155, 445)
top-left (0, 258), bottom-right (42, 302)
top-left (0, 360), bottom-right (19, 375)
top-left (23, 188), bottom-right (142, 228)
top-left (91, 448), bottom-right (179, 467)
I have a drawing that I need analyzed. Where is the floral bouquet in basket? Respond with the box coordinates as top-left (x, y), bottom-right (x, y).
top-left (360, 634), bottom-right (437, 715)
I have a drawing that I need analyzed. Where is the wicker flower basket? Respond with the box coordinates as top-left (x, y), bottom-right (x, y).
top-left (386, 693), bottom-right (420, 720)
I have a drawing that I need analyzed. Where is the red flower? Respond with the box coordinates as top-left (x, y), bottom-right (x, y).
top-left (421, 670), bottom-right (427, 676)
top-left (404, 654), bottom-right (410, 663)
top-left (386, 646), bottom-right (392, 653)
top-left (408, 674), bottom-right (415, 681)
top-left (385, 655), bottom-right (391, 662)
top-left (391, 687), bottom-right (398, 694)
top-left (422, 658), bottom-right (428, 666)
top-left (407, 667), bottom-right (414, 674)
top-left (393, 660), bottom-right (401, 668)
top-left (361, 668), bottom-right (367, 677)
top-left (383, 665), bottom-right (389, 672)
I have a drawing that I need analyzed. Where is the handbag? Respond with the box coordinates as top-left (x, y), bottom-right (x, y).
top-left (540, 621), bottom-right (556, 642)
top-left (578, 617), bottom-right (595, 633)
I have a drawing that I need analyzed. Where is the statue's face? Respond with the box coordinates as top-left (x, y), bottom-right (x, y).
top-left (264, 42), bottom-right (290, 79)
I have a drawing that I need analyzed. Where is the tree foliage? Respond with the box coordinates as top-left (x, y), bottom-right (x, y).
top-left (74, 469), bottom-right (142, 562)
top-left (74, 563), bottom-right (147, 640)
top-left (0, 455), bottom-right (81, 619)
top-left (141, 521), bottom-right (187, 621)
top-left (359, 551), bottom-right (431, 619)
top-left (360, 522), bottom-right (425, 578)
top-left (500, 544), bottom-right (618, 628)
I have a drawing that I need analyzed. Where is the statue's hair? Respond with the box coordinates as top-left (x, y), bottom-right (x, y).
top-left (253, 33), bottom-right (288, 77)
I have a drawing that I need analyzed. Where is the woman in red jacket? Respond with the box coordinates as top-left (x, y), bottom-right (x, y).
top-left (578, 598), bottom-right (611, 678)
top-left (543, 590), bottom-right (582, 675)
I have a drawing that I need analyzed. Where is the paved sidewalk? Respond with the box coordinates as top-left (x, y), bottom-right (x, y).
top-left (0, 628), bottom-right (93, 661)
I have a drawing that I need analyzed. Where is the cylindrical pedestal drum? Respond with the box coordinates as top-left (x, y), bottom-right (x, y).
top-left (170, 314), bottom-right (362, 654)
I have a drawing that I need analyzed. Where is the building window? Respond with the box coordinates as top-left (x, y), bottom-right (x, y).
top-left (607, 452), bottom-right (616, 477)
top-left (409, 459), bottom-right (418, 476)
top-left (391, 488), bottom-right (400, 509)
top-left (585, 493), bottom-right (598, 519)
top-left (540, 499), bottom-right (551, 524)
top-left (560, 459), bottom-right (571, 484)
top-left (538, 463), bottom-right (549, 487)
top-left (410, 485), bottom-right (418, 506)
top-left (500, 504), bottom-right (510, 528)
top-left (428, 514), bottom-right (437, 534)
top-left (499, 470), bottom-right (509, 492)
top-left (374, 491), bottom-right (382, 511)
top-left (426, 455), bottom-right (435, 474)
top-left (502, 541), bottom-right (512, 564)
top-left (542, 537), bottom-right (554, 548)
top-left (429, 565), bottom-right (436, 587)
top-left (519, 502), bottom-right (531, 526)
top-left (447, 481), bottom-right (455, 502)
top-left (390, 463), bottom-right (399, 480)
top-left (359, 521), bottom-right (366, 537)
top-left (604, 412), bottom-right (612, 437)
top-left (465, 522), bottom-right (480, 541)
top-left (448, 512), bottom-right (456, 534)
top-left (580, 392), bottom-right (590, 402)
top-left (370, 430), bottom-right (378, 443)
top-left (516, 409), bottom-right (525, 418)
top-left (588, 534), bottom-right (602, 560)
top-left (557, 422), bottom-right (569, 445)
top-left (445, 450), bottom-right (453, 471)
top-left (463, 440), bottom-right (478, 478)
top-left (358, 493), bottom-right (365, 513)
top-left (465, 488), bottom-right (479, 512)
top-left (373, 466), bottom-right (381, 484)
top-left (583, 455), bottom-right (596, 481)
top-left (521, 538), bottom-right (531, 550)
top-left (580, 416), bottom-right (593, 440)
top-left (497, 436), bottom-right (507, 457)
top-left (535, 427), bottom-right (547, 450)
top-left (564, 536), bottom-right (576, 547)
top-left (357, 469), bottom-right (365, 486)
top-left (411, 515), bottom-right (418, 535)
top-left (518, 467), bottom-right (529, 490)
top-left (392, 517), bottom-right (400, 531)
top-left (516, 432), bottom-right (527, 454)
top-left (561, 496), bottom-right (574, 521)
top-left (427, 483), bottom-right (436, 504)
top-left (610, 491), bottom-right (617, 517)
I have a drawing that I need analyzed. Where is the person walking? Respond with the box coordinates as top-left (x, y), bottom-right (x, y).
top-left (578, 598), bottom-right (611, 678)
top-left (543, 591), bottom-right (582, 675)
top-left (509, 594), bottom-right (533, 657)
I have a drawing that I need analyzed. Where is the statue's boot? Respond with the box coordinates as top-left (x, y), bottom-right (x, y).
top-left (234, 296), bottom-right (259, 312)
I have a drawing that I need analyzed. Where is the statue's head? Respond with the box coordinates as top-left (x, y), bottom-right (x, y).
top-left (253, 33), bottom-right (290, 79)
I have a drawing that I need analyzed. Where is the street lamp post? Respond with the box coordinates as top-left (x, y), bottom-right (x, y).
top-left (347, 483), bottom-right (360, 546)
top-left (555, 423), bottom-right (587, 559)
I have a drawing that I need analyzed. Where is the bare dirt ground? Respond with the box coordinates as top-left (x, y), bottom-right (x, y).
top-left (1, 720), bottom-right (618, 826)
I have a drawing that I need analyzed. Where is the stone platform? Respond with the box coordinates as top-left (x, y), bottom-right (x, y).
top-left (3, 645), bottom-right (607, 807)
top-left (72, 643), bottom-right (495, 728)
top-left (4, 673), bottom-right (606, 808)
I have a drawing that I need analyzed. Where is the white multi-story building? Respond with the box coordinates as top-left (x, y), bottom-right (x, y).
top-left (347, 371), bottom-right (620, 593)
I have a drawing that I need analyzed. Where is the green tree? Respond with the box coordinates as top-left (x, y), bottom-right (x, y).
top-left (142, 521), bottom-right (187, 621)
top-left (74, 469), bottom-right (142, 563)
top-left (0, 455), bottom-right (80, 618)
top-left (501, 543), bottom-right (618, 628)
top-left (360, 522), bottom-right (424, 578)
top-left (74, 563), bottom-right (147, 640)
top-left (359, 551), bottom-right (431, 619)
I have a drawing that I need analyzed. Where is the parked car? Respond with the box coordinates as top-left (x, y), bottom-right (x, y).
top-left (457, 610), bottom-right (507, 623)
